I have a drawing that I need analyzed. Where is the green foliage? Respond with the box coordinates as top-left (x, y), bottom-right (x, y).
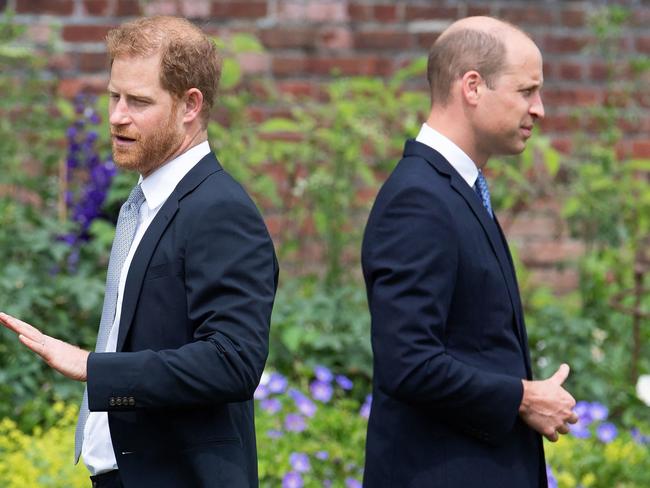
top-left (0, 403), bottom-right (88, 487)
top-left (0, 11), bottom-right (109, 430)
top-left (545, 432), bottom-right (650, 487)
top-left (256, 374), bottom-right (366, 486)
top-left (269, 280), bottom-right (372, 384)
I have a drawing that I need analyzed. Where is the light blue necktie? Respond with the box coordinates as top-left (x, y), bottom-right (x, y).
top-left (74, 183), bottom-right (145, 463)
top-left (474, 170), bottom-right (494, 219)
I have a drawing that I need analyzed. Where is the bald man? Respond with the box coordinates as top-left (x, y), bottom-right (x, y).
top-left (362, 17), bottom-right (577, 487)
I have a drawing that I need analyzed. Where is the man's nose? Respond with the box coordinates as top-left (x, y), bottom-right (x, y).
top-left (530, 93), bottom-right (544, 120)
top-left (109, 98), bottom-right (130, 126)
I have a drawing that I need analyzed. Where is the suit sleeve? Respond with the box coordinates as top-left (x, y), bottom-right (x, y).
top-left (87, 196), bottom-right (278, 410)
top-left (363, 181), bottom-right (522, 442)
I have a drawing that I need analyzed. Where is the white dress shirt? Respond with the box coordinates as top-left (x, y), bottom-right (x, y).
top-left (415, 123), bottom-right (479, 189)
top-left (82, 141), bottom-right (211, 475)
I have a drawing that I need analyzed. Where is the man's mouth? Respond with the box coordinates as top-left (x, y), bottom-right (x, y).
top-left (520, 125), bottom-right (533, 137)
top-left (112, 134), bottom-right (137, 144)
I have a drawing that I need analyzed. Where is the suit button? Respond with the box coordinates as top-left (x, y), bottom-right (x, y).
top-left (109, 397), bottom-right (116, 407)
top-left (116, 397), bottom-right (123, 406)
top-left (128, 397), bottom-right (135, 406)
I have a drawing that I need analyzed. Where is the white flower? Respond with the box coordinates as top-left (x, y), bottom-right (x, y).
top-left (636, 375), bottom-right (650, 406)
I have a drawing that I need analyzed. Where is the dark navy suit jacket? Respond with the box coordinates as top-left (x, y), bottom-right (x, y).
top-left (362, 141), bottom-right (545, 487)
top-left (86, 153), bottom-right (278, 487)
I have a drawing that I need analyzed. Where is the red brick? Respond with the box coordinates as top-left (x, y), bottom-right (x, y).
top-left (551, 138), bottom-right (572, 154)
top-left (278, 1), bottom-right (345, 22)
top-left (589, 62), bottom-right (611, 82)
top-left (307, 56), bottom-right (393, 76)
top-left (636, 37), bottom-right (650, 54)
top-left (467, 6), bottom-right (492, 17)
top-left (404, 5), bottom-right (458, 20)
top-left (543, 87), bottom-right (600, 106)
top-left (58, 76), bottom-right (107, 98)
top-left (416, 32), bottom-right (439, 50)
top-left (630, 8), bottom-right (650, 28)
top-left (632, 141), bottom-right (650, 158)
top-left (16, 0), bottom-right (73, 15)
top-left (181, 0), bottom-right (211, 18)
top-left (319, 27), bottom-right (353, 50)
top-left (236, 52), bottom-right (270, 75)
top-left (63, 25), bottom-right (114, 42)
top-left (520, 240), bottom-right (584, 266)
top-left (558, 62), bottom-right (583, 81)
top-left (544, 35), bottom-right (590, 54)
top-left (529, 269), bottom-right (579, 294)
top-left (498, 6), bottom-right (554, 25)
top-left (271, 55), bottom-right (308, 77)
top-left (277, 80), bottom-right (327, 99)
top-left (116, 0), bottom-right (142, 16)
top-left (212, 1), bottom-right (266, 18)
top-left (142, 0), bottom-right (178, 15)
top-left (502, 214), bottom-right (563, 239)
top-left (355, 30), bottom-right (412, 50)
top-left (348, 3), bottom-right (397, 22)
top-left (260, 28), bottom-right (314, 49)
top-left (47, 53), bottom-right (74, 71)
top-left (83, 0), bottom-right (111, 16)
top-left (78, 52), bottom-right (109, 72)
top-left (539, 114), bottom-right (573, 133)
top-left (561, 7), bottom-right (586, 27)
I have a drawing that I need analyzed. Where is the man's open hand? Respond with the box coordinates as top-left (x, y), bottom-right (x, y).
top-left (519, 363), bottom-right (578, 442)
top-left (0, 312), bottom-right (88, 382)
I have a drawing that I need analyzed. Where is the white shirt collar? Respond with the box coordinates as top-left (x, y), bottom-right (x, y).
top-left (415, 123), bottom-right (479, 188)
top-left (139, 141), bottom-right (211, 210)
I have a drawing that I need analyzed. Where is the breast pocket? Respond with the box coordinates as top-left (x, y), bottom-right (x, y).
top-left (145, 259), bottom-right (184, 281)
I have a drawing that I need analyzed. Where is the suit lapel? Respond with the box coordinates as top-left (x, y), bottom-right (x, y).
top-left (116, 153), bottom-right (223, 351)
top-left (404, 141), bottom-right (527, 346)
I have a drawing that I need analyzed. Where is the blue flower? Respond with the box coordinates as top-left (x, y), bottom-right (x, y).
top-left (546, 464), bottom-right (558, 488)
top-left (268, 372), bottom-right (288, 394)
top-left (267, 429), bottom-right (283, 439)
top-left (360, 394), bottom-right (372, 419)
top-left (596, 422), bottom-right (617, 443)
top-left (314, 365), bottom-right (333, 383)
top-left (254, 383), bottom-right (269, 400)
top-left (284, 414), bottom-right (306, 432)
top-left (315, 450), bottom-right (329, 460)
top-left (336, 374), bottom-right (353, 390)
top-left (282, 471), bottom-right (303, 488)
top-left (289, 389), bottom-right (317, 417)
top-left (310, 380), bottom-right (333, 403)
top-left (574, 400), bottom-right (592, 423)
top-left (570, 417), bottom-right (591, 439)
top-left (345, 478), bottom-right (362, 488)
top-left (261, 398), bottom-right (282, 414)
top-left (588, 402), bottom-right (608, 422)
top-left (289, 452), bottom-right (310, 473)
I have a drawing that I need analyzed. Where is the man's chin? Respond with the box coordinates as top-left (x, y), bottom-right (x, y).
top-left (112, 154), bottom-right (142, 173)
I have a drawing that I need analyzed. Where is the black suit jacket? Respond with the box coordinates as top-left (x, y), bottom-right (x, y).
top-left (362, 141), bottom-right (545, 487)
top-left (86, 152), bottom-right (278, 487)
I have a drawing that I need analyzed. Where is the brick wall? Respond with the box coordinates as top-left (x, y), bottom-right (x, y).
top-left (5, 0), bottom-right (650, 292)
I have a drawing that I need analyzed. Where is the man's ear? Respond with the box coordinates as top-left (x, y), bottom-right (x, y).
top-left (182, 88), bottom-right (203, 124)
top-left (460, 70), bottom-right (483, 107)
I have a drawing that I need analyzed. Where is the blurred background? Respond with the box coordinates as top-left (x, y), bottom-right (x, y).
top-left (0, 0), bottom-right (648, 486)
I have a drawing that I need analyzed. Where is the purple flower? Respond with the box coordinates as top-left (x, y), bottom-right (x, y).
top-left (268, 373), bottom-right (288, 394)
top-left (336, 374), bottom-right (353, 390)
top-left (345, 478), bottom-right (362, 488)
top-left (289, 452), bottom-right (310, 473)
top-left (254, 383), bottom-right (269, 400)
top-left (315, 450), bottom-right (329, 460)
top-left (570, 417), bottom-right (591, 439)
top-left (261, 398), bottom-right (282, 414)
top-left (310, 380), bottom-right (333, 403)
top-left (323, 481), bottom-right (332, 488)
top-left (546, 464), bottom-right (558, 488)
top-left (360, 394), bottom-right (372, 419)
top-left (267, 429), bottom-right (284, 439)
top-left (574, 401), bottom-right (592, 424)
top-left (282, 472), bottom-right (303, 488)
top-left (596, 422), bottom-right (617, 443)
top-left (314, 365), bottom-right (333, 383)
top-left (284, 414), bottom-right (306, 432)
top-left (289, 389), bottom-right (317, 417)
top-left (589, 402), bottom-right (608, 422)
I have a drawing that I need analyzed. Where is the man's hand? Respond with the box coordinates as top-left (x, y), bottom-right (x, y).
top-left (0, 312), bottom-right (89, 382)
top-left (519, 363), bottom-right (578, 442)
